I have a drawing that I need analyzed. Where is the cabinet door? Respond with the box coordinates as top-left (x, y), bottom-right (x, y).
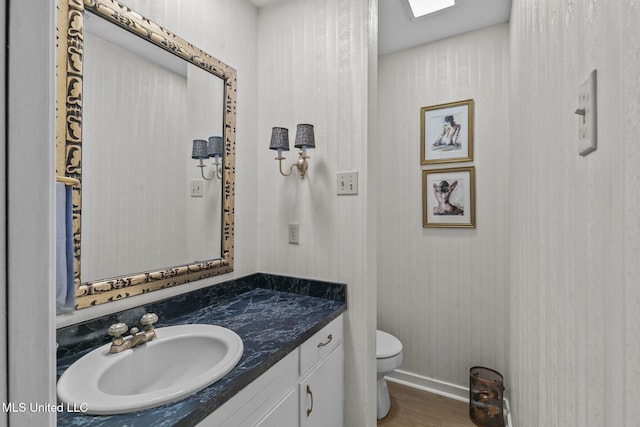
top-left (255, 388), bottom-right (298, 427)
top-left (299, 346), bottom-right (344, 427)
top-left (198, 351), bottom-right (298, 427)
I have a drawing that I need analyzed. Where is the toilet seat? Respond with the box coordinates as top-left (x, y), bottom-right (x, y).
top-left (376, 330), bottom-right (402, 359)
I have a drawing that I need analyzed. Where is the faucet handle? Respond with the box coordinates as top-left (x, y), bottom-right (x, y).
top-left (140, 313), bottom-right (159, 328)
top-left (107, 323), bottom-right (128, 338)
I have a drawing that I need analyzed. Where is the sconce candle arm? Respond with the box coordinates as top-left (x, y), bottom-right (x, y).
top-left (275, 157), bottom-right (293, 177)
top-left (276, 150), bottom-right (309, 179)
top-left (198, 164), bottom-right (223, 180)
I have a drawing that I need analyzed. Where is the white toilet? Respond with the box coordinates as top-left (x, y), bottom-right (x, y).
top-left (376, 330), bottom-right (403, 419)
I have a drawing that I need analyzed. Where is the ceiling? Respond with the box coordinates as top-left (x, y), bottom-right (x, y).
top-left (250, 0), bottom-right (512, 56)
top-left (378, 0), bottom-right (512, 55)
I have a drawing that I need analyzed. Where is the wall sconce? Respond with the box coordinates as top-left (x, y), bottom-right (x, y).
top-left (192, 136), bottom-right (223, 180)
top-left (269, 124), bottom-right (315, 179)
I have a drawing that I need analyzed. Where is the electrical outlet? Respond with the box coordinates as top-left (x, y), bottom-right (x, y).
top-left (337, 171), bottom-right (358, 195)
top-left (190, 180), bottom-right (204, 197)
top-left (288, 223), bottom-right (299, 244)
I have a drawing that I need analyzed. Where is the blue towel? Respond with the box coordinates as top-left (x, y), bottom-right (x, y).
top-left (56, 183), bottom-right (75, 312)
top-left (64, 184), bottom-right (75, 308)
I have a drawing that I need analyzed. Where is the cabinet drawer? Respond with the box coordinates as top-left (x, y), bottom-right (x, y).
top-left (299, 315), bottom-right (343, 376)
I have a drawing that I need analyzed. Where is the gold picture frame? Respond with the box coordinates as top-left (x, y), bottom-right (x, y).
top-left (422, 166), bottom-right (476, 228)
top-left (420, 99), bottom-right (474, 165)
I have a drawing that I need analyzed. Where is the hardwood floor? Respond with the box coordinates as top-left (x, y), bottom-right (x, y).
top-left (377, 381), bottom-right (476, 427)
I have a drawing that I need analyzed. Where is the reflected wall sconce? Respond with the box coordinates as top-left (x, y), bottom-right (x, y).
top-left (192, 136), bottom-right (223, 180)
top-left (269, 124), bottom-right (315, 179)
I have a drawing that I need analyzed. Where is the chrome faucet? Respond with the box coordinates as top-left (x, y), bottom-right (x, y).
top-left (107, 313), bottom-right (159, 353)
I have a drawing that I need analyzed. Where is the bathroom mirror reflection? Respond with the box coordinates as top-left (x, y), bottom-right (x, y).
top-left (56, 0), bottom-right (236, 310)
top-left (82, 14), bottom-right (224, 282)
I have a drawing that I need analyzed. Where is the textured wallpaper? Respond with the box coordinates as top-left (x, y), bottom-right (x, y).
top-left (379, 1), bottom-right (640, 425)
top-left (509, 0), bottom-right (640, 426)
top-left (256, 0), bottom-right (377, 425)
top-left (377, 23), bottom-right (510, 393)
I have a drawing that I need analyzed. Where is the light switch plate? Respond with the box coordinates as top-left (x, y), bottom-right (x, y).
top-left (337, 171), bottom-right (358, 195)
top-left (577, 69), bottom-right (597, 156)
top-left (190, 180), bottom-right (204, 197)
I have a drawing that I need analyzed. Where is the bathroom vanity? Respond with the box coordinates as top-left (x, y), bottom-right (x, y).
top-left (201, 315), bottom-right (344, 426)
top-left (56, 273), bottom-right (346, 426)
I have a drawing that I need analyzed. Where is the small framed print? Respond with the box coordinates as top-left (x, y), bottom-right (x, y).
top-left (422, 166), bottom-right (476, 228)
top-left (420, 99), bottom-right (474, 165)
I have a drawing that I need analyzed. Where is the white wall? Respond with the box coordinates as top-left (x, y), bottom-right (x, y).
top-left (56, 0), bottom-right (260, 327)
top-left (508, 0), bottom-right (640, 426)
top-left (7, 0), bottom-right (57, 424)
top-left (377, 23), bottom-right (510, 392)
top-left (256, 0), bottom-right (377, 424)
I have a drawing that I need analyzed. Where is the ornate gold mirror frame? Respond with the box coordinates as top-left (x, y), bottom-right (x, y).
top-left (56, 0), bottom-right (236, 309)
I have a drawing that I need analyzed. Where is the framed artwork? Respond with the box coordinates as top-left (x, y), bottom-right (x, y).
top-left (420, 99), bottom-right (474, 164)
top-left (422, 166), bottom-right (475, 228)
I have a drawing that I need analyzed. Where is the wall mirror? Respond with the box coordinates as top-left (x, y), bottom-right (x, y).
top-left (56, 0), bottom-right (236, 310)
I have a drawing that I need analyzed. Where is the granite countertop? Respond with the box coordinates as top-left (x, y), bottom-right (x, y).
top-left (56, 273), bottom-right (347, 427)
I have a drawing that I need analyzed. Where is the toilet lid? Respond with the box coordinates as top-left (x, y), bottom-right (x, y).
top-left (376, 330), bottom-right (403, 358)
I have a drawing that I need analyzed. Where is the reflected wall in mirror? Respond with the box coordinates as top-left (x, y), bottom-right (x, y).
top-left (56, 0), bottom-right (236, 310)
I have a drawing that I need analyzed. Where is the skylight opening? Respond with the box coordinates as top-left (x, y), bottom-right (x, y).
top-left (407, 0), bottom-right (456, 18)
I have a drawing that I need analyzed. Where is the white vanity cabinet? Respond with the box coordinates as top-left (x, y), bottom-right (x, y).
top-left (298, 316), bottom-right (344, 427)
top-left (199, 314), bottom-right (344, 427)
top-left (298, 344), bottom-right (344, 427)
top-left (254, 389), bottom-right (298, 426)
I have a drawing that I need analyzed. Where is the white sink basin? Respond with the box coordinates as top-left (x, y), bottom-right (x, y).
top-left (57, 324), bottom-right (244, 415)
